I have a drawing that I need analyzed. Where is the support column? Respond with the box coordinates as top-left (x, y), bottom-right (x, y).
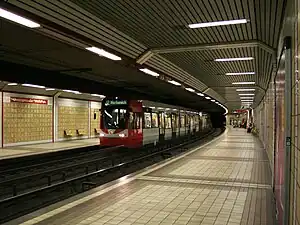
top-left (0, 92), bottom-right (2, 148)
top-left (284, 36), bottom-right (292, 225)
top-left (88, 101), bottom-right (91, 138)
top-left (53, 92), bottom-right (61, 142)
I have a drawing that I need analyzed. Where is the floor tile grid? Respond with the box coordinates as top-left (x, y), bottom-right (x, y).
top-left (6, 129), bottom-right (276, 225)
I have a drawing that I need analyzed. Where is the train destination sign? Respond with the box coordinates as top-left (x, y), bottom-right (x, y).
top-left (104, 100), bottom-right (127, 106)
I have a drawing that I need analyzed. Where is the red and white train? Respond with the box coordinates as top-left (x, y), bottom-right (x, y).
top-left (99, 98), bottom-right (212, 148)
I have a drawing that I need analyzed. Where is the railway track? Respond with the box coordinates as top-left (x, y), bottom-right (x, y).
top-left (0, 128), bottom-right (224, 223)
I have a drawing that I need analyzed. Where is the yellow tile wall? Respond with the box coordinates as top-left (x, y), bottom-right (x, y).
top-left (58, 106), bottom-right (89, 138)
top-left (90, 108), bottom-right (101, 136)
top-left (3, 102), bottom-right (52, 144)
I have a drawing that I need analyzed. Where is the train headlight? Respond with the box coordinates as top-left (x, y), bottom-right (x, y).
top-left (118, 133), bottom-right (125, 138)
top-left (100, 133), bottom-right (105, 137)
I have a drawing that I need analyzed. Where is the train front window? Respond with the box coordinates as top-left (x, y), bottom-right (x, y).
top-left (103, 108), bottom-right (127, 129)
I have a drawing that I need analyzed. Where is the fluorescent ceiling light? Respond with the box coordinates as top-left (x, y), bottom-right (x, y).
top-left (188, 19), bottom-right (247, 29)
top-left (173, 109), bottom-right (177, 111)
top-left (211, 99), bottom-right (216, 102)
top-left (139, 68), bottom-right (159, 77)
top-left (240, 97), bottom-right (254, 99)
top-left (165, 108), bottom-right (170, 110)
top-left (236, 89), bottom-right (255, 92)
top-left (149, 106), bottom-right (155, 109)
top-left (185, 87), bottom-right (195, 92)
top-left (197, 93), bottom-right (204, 96)
top-left (168, 80), bottom-right (181, 86)
top-left (86, 47), bottom-right (121, 61)
top-left (214, 57), bottom-right (254, 62)
top-left (241, 100), bottom-right (253, 102)
top-left (205, 96), bottom-right (211, 100)
top-left (22, 83), bottom-right (45, 89)
top-left (45, 88), bottom-right (55, 91)
top-left (0, 8), bottom-right (40, 28)
top-left (218, 103), bottom-right (228, 115)
top-left (232, 82), bottom-right (255, 85)
top-left (7, 83), bottom-right (18, 86)
top-left (91, 94), bottom-right (106, 98)
top-left (239, 93), bottom-right (255, 96)
top-left (226, 72), bottom-right (255, 75)
top-left (63, 89), bottom-right (81, 94)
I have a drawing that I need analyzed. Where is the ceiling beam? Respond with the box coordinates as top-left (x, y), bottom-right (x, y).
top-left (151, 40), bottom-right (275, 54)
top-left (136, 40), bottom-right (275, 64)
top-left (136, 50), bottom-right (154, 64)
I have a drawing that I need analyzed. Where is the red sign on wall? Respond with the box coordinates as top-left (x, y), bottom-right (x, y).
top-left (10, 97), bottom-right (48, 105)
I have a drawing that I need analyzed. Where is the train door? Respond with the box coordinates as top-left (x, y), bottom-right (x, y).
top-left (180, 113), bottom-right (185, 136)
top-left (128, 111), bottom-right (142, 148)
top-left (158, 112), bottom-right (165, 141)
top-left (171, 113), bottom-right (177, 139)
top-left (186, 115), bottom-right (190, 135)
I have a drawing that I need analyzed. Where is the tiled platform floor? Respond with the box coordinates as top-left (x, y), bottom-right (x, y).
top-left (0, 138), bottom-right (99, 159)
top-left (5, 128), bottom-right (275, 225)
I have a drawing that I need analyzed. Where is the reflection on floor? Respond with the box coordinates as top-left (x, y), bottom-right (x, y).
top-left (5, 128), bottom-right (275, 225)
top-left (0, 138), bottom-right (99, 159)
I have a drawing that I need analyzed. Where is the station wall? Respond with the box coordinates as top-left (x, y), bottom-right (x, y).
top-left (90, 101), bottom-right (101, 137)
top-left (254, 0), bottom-right (299, 223)
top-left (3, 92), bottom-right (53, 146)
top-left (57, 98), bottom-right (89, 140)
top-left (0, 92), bottom-right (101, 147)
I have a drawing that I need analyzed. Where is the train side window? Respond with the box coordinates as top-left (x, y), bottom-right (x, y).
top-left (151, 113), bottom-right (158, 128)
top-left (159, 112), bottom-right (165, 129)
top-left (165, 114), bottom-right (172, 129)
top-left (135, 113), bottom-right (141, 129)
top-left (144, 112), bottom-right (151, 129)
top-left (171, 114), bottom-right (177, 129)
top-left (180, 115), bottom-right (185, 128)
top-left (128, 112), bottom-right (134, 129)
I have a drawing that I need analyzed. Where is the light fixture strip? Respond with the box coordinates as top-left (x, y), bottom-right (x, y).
top-left (236, 89), bottom-right (255, 91)
top-left (91, 94), bottom-right (106, 98)
top-left (185, 88), bottom-right (195, 92)
top-left (214, 57), bottom-right (254, 62)
top-left (139, 68), bottom-right (160, 77)
top-left (0, 8), bottom-right (40, 28)
top-left (85, 47), bottom-right (121, 61)
top-left (240, 97), bottom-right (254, 99)
top-left (22, 83), bottom-right (45, 89)
top-left (239, 93), bottom-right (255, 96)
top-left (232, 82), bottom-right (255, 85)
top-left (168, 80), bottom-right (181, 86)
top-left (226, 72), bottom-right (255, 75)
top-left (188, 19), bottom-right (247, 29)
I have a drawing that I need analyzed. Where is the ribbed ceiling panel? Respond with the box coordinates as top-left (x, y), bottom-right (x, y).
top-left (70, 0), bottom-right (285, 48)
top-left (6, 0), bottom-right (286, 111)
top-left (8, 0), bottom-right (147, 58)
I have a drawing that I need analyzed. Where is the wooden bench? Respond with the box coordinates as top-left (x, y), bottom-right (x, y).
top-left (76, 129), bottom-right (85, 136)
top-left (94, 128), bottom-right (100, 135)
top-left (64, 130), bottom-right (72, 138)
